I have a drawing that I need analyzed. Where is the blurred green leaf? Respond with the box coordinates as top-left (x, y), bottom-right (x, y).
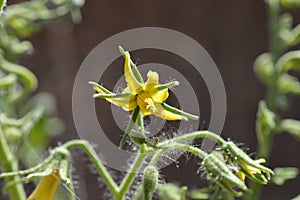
top-left (280, 119), bottom-right (300, 141)
top-left (279, 13), bottom-right (300, 48)
top-left (0, 0), bottom-right (6, 14)
top-left (254, 53), bottom-right (273, 85)
top-left (276, 50), bottom-right (300, 72)
top-left (278, 74), bottom-right (300, 95)
top-left (280, 0), bottom-right (300, 8)
top-left (256, 101), bottom-right (277, 146)
top-left (186, 188), bottom-right (211, 200)
top-left (157, 183), bottom-right (187, 200)
top-left (272, 167), bottom-right (299, 185)
top-left (292, 194), bottom-right (300, 200)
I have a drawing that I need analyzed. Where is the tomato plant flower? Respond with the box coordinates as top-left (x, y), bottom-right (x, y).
top-left (89, 47), bottom-right (199, 121)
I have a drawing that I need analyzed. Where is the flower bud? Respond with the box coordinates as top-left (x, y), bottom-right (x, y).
top-left (221, 141), bottom-right (274, 184)
top-left (142, 166), bottom-right (159, 200)
top-left (202, 154), bottom-right (248, 197)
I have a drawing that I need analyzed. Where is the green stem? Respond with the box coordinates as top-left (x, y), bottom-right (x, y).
top-left (117, 145), bottom-right (148, 200)
top-left (62, 140), bottom-right (119, 198)
top-left (266, 0), bottom-right (281, 112)
top-left (157, 131), bottom-right (225, 147)
top-left (0, 125), bottom-right (26, 200)
top-left (119, 107), bottom-right (140, 148)
top-left (247, 0), bottom-right (281, 199)
top-left (162, 143), bottom-right (208, 159)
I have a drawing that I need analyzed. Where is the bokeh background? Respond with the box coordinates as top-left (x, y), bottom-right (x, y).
top-left (16, 0), bottom-right (300, 199)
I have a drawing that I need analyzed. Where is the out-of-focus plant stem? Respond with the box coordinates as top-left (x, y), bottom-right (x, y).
top-left (0, 125), bottom-right (26, 200)
top-left (247, 0), bottom-right (281, 199)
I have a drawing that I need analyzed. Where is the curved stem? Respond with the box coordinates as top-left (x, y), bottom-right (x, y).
top-left (62, 140), bottom-right (119, 198)
top-left (162, 143), bottom-right (208, 159)
top-left (157, 131), bottom-right (225, 147)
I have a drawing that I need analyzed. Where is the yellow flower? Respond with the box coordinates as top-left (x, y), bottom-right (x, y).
top-left (27, 170), bottom-right (61, 200)
top-left (238, 158), bottom-right (271, 184)
top-left (90, 48), bottom-right (198, 121)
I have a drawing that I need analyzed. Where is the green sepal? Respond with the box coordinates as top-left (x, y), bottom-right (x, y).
top-left (156, 81), bottom-right (179, 91)
top-left (0, 0), bottom-right (6, 14)
top-left (93, 93), bottom-right (130, 99)
top-left (88, 81), bottom-right (111, 94)
top-left (161, 102), bottom-right (198, 121)
top-left (118, 46), bottom-right (144, 84)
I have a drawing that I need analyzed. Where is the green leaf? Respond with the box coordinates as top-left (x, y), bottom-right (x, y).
top-left (292, 194), bottom-right (300, 200)
top-left (280, 0), bottom-right (300, 8)
top-left (279, 13), bottom-right (300, 48)
top-left (280, 119), bottom-right (300, 141)
top-left (253, 53), bottom-right (273, 85)
top-left (271, 167), bottom-right (299, 185)
top-left (256, 101), bottom-right (277, 146)
top-left (276, 50), bottom-right (300, 72)
top-left (0, 0), bottom-right (6, 14)
top-left (278, 74), bottom-right (300, 95)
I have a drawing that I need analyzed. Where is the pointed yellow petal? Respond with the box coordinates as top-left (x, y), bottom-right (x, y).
top-left (145, 71), bottom-right (159, 91)
top-left (27, 171), bottom-right (60, 200)
top-left (151, 104), bottom-right (183, 120)
top-left (106, 95), bottom-right (137, 111)
top-left (148, 89), bottom-right (169, 103)
top-left (139, 106), bottom-right (151, 116)
top-left (124, 52), bottom-right (143, 94)
top-left (93, 85), bottom-right (137, 111)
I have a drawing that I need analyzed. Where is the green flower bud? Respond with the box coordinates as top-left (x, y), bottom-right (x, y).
top-left (202, 154), bottom-right (248, 197)
top-left (221, 141), bottom-right (274, 184)
top-left (157, 183), bottom-right (187, 200)
top-left (142, 166), bottom-right (158, 200)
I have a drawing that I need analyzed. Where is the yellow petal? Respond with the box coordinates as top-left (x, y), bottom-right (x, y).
top-left (148, 89), bottom-right (169, 103)
top-left (151, 104), bottom-right (182, 120)
top-left (94, 85), bottom-right (137, 111)
top-left (145, 71), bottom-right (159, 91)
top-left (27, 171), bottom-right (60, 200)
top-left (106, 95), bottom-right (137, 111)
top-left (124, 52), bottom-right (143, 94)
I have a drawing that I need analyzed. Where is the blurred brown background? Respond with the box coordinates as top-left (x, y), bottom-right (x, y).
top-left (19, 0), bottom-right (300, 199)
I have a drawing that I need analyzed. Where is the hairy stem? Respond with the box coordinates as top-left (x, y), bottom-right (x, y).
top-left (62, 140), bottom-right (119, 198)
top-left (157, 130), bottom-right (225, 147)
top-left (117, 145), bottom-right (148, 200)
top-left (0, 125), bottom-right (26, 200)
